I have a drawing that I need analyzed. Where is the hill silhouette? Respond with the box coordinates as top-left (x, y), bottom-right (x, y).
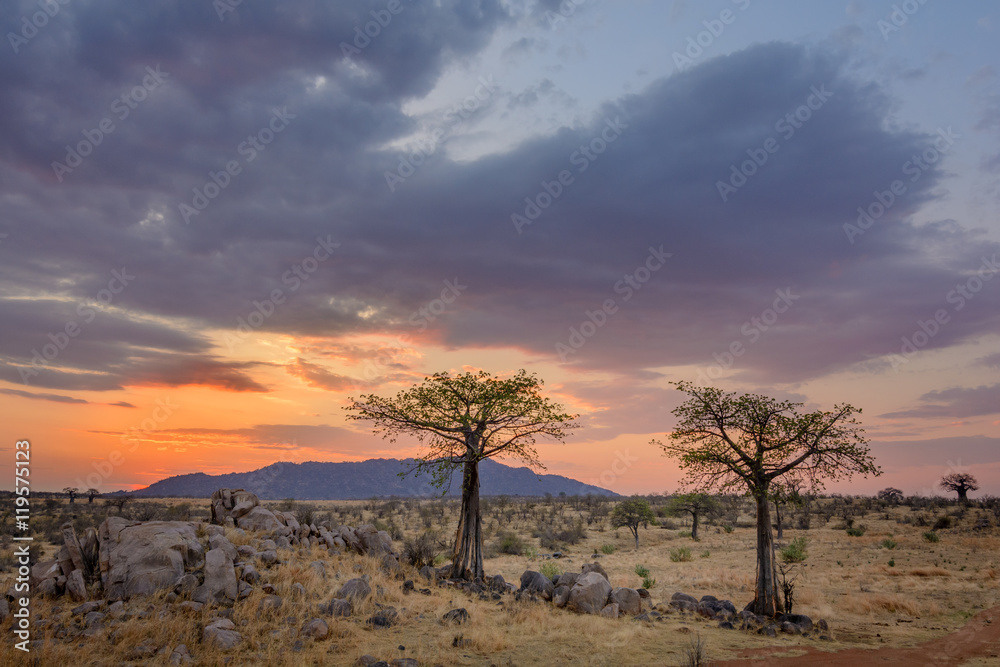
top-left (129, 458), bottom-right (618, 499)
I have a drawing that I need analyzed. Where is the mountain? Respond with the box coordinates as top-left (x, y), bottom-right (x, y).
top-left (129, 458), bottom-right (618, 499)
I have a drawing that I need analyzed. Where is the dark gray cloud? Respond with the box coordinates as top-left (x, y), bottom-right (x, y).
top-left (2, 3), bottom-right (998, 401)
top-left (882, 384), bottom-right (1000, 419)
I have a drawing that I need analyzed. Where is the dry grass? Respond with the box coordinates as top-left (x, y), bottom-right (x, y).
top-left (2, 497), bottom-right (999, 666)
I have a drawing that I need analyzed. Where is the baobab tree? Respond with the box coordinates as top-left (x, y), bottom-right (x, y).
top-left (63, 487), bottom-right (79, 504)
top-left (940, 473), bottom-right (978, 503)
top-left (87, 488), bottom-right (101, 504)
top-left (877, 487), bottom-right (903, 505)
top-left (653, 381), bottom-right (880, 617)
top-left (346, 370), bottom-right (577, 580)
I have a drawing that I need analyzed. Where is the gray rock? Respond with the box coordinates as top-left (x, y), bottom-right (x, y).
top-left (66, 569), bottom-right (87, 602)
top-left (169, 644), bottom-right (193, 665)
top-left (600, 602), bottom-right (620, 618)
top-left (519, 570), bottom-right (555, 601)
top-left (302, 617), bottom-right (329, 640)
top-left (258, 594), bottom-right (283, 613)
top-left (553, 585), bottom-right (571, 608)
top-left (566, 571), bottom-right (612, 615)
top-left (177, 601), bottom-right (204, 613)
top-left (671, 592), bottom-right (698, 605)
top-left (237, 506), bottom-right (283, 533)
top-left (192, 548), bottom-right (237, 605)
top-left (321, 598), bottom-right (353, 617)
top-left (336, 576), bottom-right (372, 602)
top-left (610, 587), bottom-right (641, 616)
top-left (208, 534), bottom-right (239, 562)
top-left (72, 601), bottom-right (102, 616)
top-left (175, 574), bottom-right (199, 596)
top-left (204, 619), bottom-right (242, 649)
top-left (442, 608), bottom-right (469, 624)
top-left (258, 549), bottom-right (278, 565)
top-left (581, 562), bottom-right (609, 582)
top-left (367, 607), bottom-right (398, 628)
top-left (97, 518), bottom-right (204, 602)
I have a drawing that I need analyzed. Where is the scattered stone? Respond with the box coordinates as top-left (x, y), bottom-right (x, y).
top-left (336, 576), bottom-right (372, 602)
top-left (581, 562), bottom-right (609, 582)
top-left (367, 607), bottom-right (399, 628)
top-left (442, 608), bottom-right (469, 625)
top-left (258, 594), bottom-right (283, 614)
top-left (177, 601), bottom-right (204, 613)
top-left (72, 601), bottom-right (102, 616)
top-left (519, 571), bottom-right (554, 601)
top-left (169, 644), bottom-right (193, 665)
top-left (600, 602), bottom-right (620, 618)
top-left (610, 587), bottom-right (641, 616)
top-left (203, 618), bottom-right (242, 649)
top-left (671, 592), bottom-right (699, 605)
top-left (302, 617), bottom-right (330, 640)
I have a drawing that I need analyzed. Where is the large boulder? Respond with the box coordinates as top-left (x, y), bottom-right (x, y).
top-left (354, 524), bottom-right (392, 555)
top-left (193, 548), bottom-right (238, 605)
top-left (210, 489), bottom-right (260, 525)
top-left (236, 507), bottom-right (283, 533)
top-left (611, 587), bottom-right (641, 616)
top-left (777, 613), bottom-right (813, 633)
top-left (566, 571), bottom-right (612, 615)
top-left (335, 576), bottom-right (371, 602)
top-left (581, 562), bottom-right (610, 582)
top-left (203, 618), bottom-right (242, 649)
top-left (98, 518), bottom-right (204, 601)
top-left (519, 571), bottom-right (555, 601)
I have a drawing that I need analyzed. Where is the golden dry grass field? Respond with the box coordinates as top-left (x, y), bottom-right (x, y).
top-left (2, 494), bottom-right (999, 666)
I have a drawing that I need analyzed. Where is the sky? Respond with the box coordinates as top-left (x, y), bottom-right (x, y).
top-left (1, 0), bottom-right (999, 498)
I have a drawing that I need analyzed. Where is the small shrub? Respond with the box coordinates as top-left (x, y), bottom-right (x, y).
top-left (678, 530), bottom-right (692, 539)
top-left (933, 516), bottom-right (952, 531)
top-left (540, 562), bottom-right (561, 582)
top-left (722, 525), bottom-right (734, 534)
top-left (700, 550), bottom-right (711, 559)
top-left (923, 531), bottom-right (940, 543)
top-left (524, 546), bottom-right (539, 560)
top-left (846, 525), bottom-right (867, 537)
top-left (634, 564), bottom-right (650, 578)
top-left (888, 559), bottom-right (895, 567)
top-left (670, 547), bottom-right (693, 563)
top-left (495, 531), bottom-right (525, 555)
top-left (600, 543), bottom-right (616, 555)
top-left (780, 537), bottom-right (808, 563)
top-left (680, 633), bottom-right (709, 667)
top-left (402, 531), bottom-right (439, 569)
top-left (881, 537), bottom-right (897, 550)
top-left (642, 575), bottom-right (657, 589)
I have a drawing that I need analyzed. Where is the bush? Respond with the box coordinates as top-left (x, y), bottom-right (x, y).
top-left (923, 531), bottom-right (940, 543)
top-left (846, 525), bottom-right (866, 537)
top-left (634, 564), bottom-right (650, 578)
top-left (722, 525), bottom-right (734, 534)
top-left (780, 537), bottom-right (808, 563)
top-left (670, 547), bottom-right (693, 563)
top-left (495, 531), bottom-right (525, 555)
top-left (933, 516), bottom-right (952, 531)
top-left (600, 543), bottom-right (616, 555)
top-left (881, 537), bottom-right (897, 550)
top-left (700, 550), bottom-right (711, 559)
top-left (402, 532), bottom-right (439, 569)
top-left (540, 562), bottom-right (561, 582)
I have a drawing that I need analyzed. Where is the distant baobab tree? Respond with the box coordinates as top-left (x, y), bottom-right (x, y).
top-left (87, 488), bottom-right (101, 504)
top-left (654, 381), bottom-right (880, 617)
top-left (63, 487), bottom-right (79, 504)
top-left (346, 369), bottom-right (578, 581)
top-left (877, 487), bottom-right (903, 504)
top-left (940, 473), bottom-right (978, 503)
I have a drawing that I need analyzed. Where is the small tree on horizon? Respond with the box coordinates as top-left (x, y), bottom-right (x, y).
top-left (666, 492), bottom-right (719, 541)
top-left (87, 488), bottom-right (101, 504)
top-left (346, 369), bottom-right (578, 580)
top-left (877, 487), bottom-right (903, 505)
top-left (610, 496), bottom-right (656, 549)
top-left (653, 381), bottom-right (881, 617)
top-left (940, 473), bottom-right (978, 503)
top-left (63, 487), bottom-right (79, 504)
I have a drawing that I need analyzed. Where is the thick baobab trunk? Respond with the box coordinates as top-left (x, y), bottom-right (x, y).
top-left (451, 459), bottom-right (483, 580)
top-left (691, 511), bottom-right (699, 541)
top-left (752, 492), bottom-right (783, 617)
top-left (957, 488), bottom-right (969, 502)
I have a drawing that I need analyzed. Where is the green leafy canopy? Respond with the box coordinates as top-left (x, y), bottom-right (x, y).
top-left (345, 369), bottom-right (579, 487)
